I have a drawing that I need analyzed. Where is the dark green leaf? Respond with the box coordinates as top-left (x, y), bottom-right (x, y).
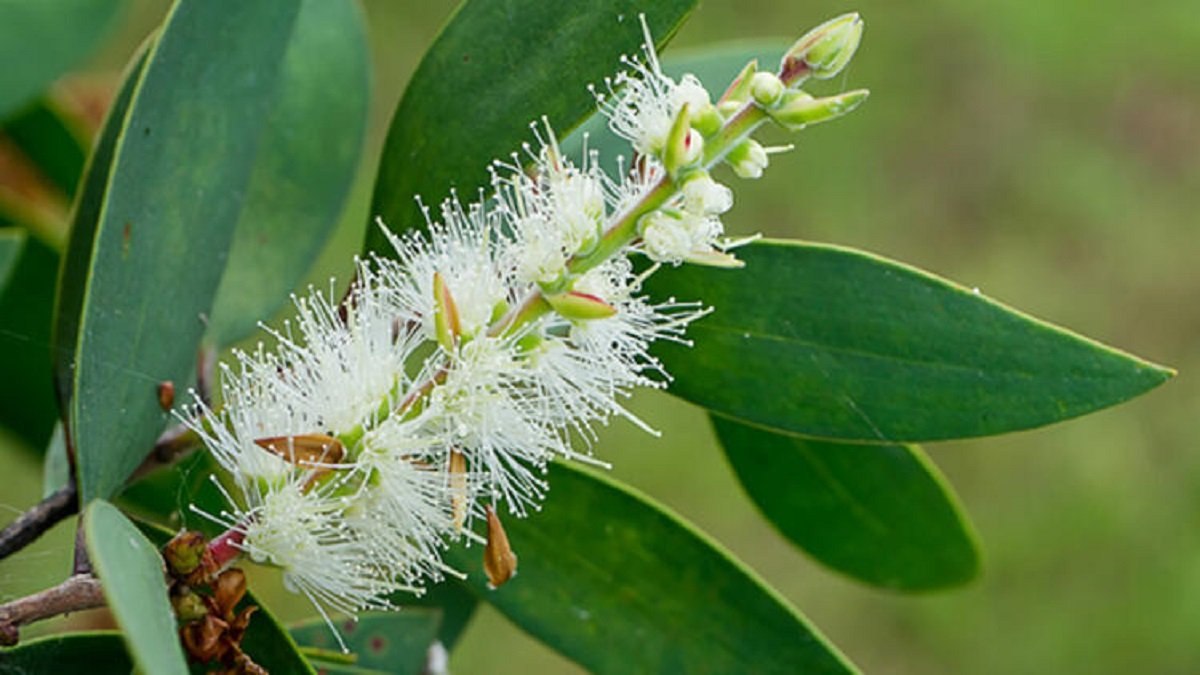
top-left (647, 239), bottom-right (1172, 442)
top-left (0, 227), bottom-right (22, 288)
top-left (2, 98), bottom-right (88, 197)
top-left (0, 631), bottom-right (132, 674)
top-left (366, 0), bottom-right (697, 252)
top-left (85, 499), bottom-right (187, 675)
top-left (207, 0), bottom-right (370, 345)
top-left (392, 579), bottom-right (476, 650)
top-left (712, 414), bottom-right (980, 590)
top-left (445, 464), bottom-right (855, 674)
top-left (0, 231), bottom-right (58, 449)
top-left (0, 0), bottom-right (122, 119)
top-left (54, 2), bottom-right (302, 502)
top-left (291, 610), bottom-right (441, 675)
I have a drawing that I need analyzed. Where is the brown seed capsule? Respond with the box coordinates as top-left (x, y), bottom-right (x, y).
top-left (157, 380), bottom-right (175, 411)
top-left (483, 505), bottom-right (518, 589)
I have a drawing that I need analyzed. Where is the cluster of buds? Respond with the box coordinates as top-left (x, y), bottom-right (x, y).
top-left (179, 12), bottom-right (867, 641)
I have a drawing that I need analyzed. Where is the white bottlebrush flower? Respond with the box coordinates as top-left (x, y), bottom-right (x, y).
top-left (595, 16), bottom-right (712, 156)
top-left (197, 474), bottom-right (398, 635)
top-left (377, 199), bottom-right (512, 340)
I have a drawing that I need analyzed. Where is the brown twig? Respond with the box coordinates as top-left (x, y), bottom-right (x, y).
top-left (0, 483), bottom-right (78, 562)
top-left (0, 574), bottom-right (106, 646)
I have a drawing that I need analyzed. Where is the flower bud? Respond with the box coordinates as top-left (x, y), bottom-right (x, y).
top-left (725, 139), bottom-right (769, 179)
top-left (749, 72), bottom-right (784, 107)
top-left (768, 89), bottom-right (869, 130)
top-left (681, 173), bottom-right (733, 216)
top-left (690, 103), bottom-right (724, 137)
top-left (545, 290), bottom-right (618, 321)
top-left (171, 588), bottom-right (209, 623)
top-left (781, 13), bottom-right (864, 83)
top-left (164, 530), bottom-right (208, 577)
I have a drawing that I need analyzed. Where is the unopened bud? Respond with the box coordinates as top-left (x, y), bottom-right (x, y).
top-left (781, 13), bottom-right (864, 83)
top-left (768, 89), bottom-right (869, 130)
top-left (749, 72), bottom-right (784, 107)
top-left (171, 588), bottom-right (209, 623)
top-left (726, 139), bottom-right (769, 179)
top-left (448, 450), bottom-right (468, 532)
top-left (691, 103), bottom-right (724, 137)
top-left (545, 291), bottom-right (618, 321)
top-left (164, 531), bottom-right (208, 577)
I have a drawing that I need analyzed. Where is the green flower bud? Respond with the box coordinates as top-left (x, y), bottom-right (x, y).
top-left (663, 103), bottom-right (703, 175)
top-left (718, 59), bottom-right (759, 105)
top-left (768, 89), bottom-right (869, 130)
top-left (545, 291), bottom-right (618, 321)
top-left (726, 139), bottom-right (769, 179)
top-left (691, 103), bottom-right (724, 137)
top-left (781, 13), bottom-right (864, 83)
top-left (749, 72), bottom-right (785, 107)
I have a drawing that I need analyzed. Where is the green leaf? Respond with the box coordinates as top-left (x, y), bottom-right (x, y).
top-left (366, 0), bottom-right (697, 252)
top-left (0, 0), bottom-right (122, 119)
top-left (646, 239), bottom-right (1173, 442)
top-left (0, 231), bottom-right (59, 449)
top-left (0, 631), bottom-right (132, 674)
top-left (445, 464), bottom-right (855, 674)
top-left (392, 579), bottom-right (477, 650)
top-left (712, 414), bottom-right (980, 590)
top-left (3, 98), bottom-right (88, 198)
top-left (206, 0), bottom-right (370, 345)
top-left (291, 610), bottom-right (441, 675)
top-left (84, 500), bottom-right (187, 675)
top-left (42, 422), bottom-right (70, 496)
top-left (0, 227), bottom-right (22, 288)
top-left (54, 1), bottom-right (302, 502)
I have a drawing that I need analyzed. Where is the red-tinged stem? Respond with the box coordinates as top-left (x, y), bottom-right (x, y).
top-left (208, 528), bottom-right (246, 572)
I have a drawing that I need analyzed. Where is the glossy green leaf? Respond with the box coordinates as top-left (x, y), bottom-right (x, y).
top-left (54, 1), bottom-right (302, 502)
top-left (207, 0), bottom-right (370, 345)
top-left (393, 579), bottom-right (477, 650)
top-left (646, 239), bottom-right (1172, 442)
top-left (0, 0), bottom-right (122, 119)
top-left (0, 228), bottom-right (22, 287)
top-left (84, 499), bottom-right (187, 675)
top-left (3, 98), bottom-right (88, 198)
top-left (445, 464), bottom-right (855, 674)
top-left (291, 610), bottom-right (441, 675)
top-left (366, 0), bottom-right (697, 252)
top-left (0, 631), bottom-right (132, 674)
top-left (0, 231), bottom-right (58, 449)
top-left (712, 414), bottom-right (980, 590)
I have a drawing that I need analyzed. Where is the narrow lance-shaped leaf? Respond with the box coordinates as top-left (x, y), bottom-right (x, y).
top-left (712, 414), bottom-right (980, 590)
top-left (445, 464), bottom-right (856, 674)
top-left (2, 98), bottom-right (89, 200)
top-left (53, 1), bottom-right (302, 502)
top-left (366, 0), bottom-right (697, 252)
top-left (85, 500), bottom-right (187, 675)
top-left (646, 239), bottom-right (1172, 442)
top-left (0, 0), bottom-right (121, 119)
top-left (206, 0), bottom-right (371, 345)
top-left (0, 230), bottom-right (59, 449)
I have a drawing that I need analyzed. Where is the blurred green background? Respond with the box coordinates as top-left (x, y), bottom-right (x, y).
top-left (1, 0), bottom-right (1196, 672)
